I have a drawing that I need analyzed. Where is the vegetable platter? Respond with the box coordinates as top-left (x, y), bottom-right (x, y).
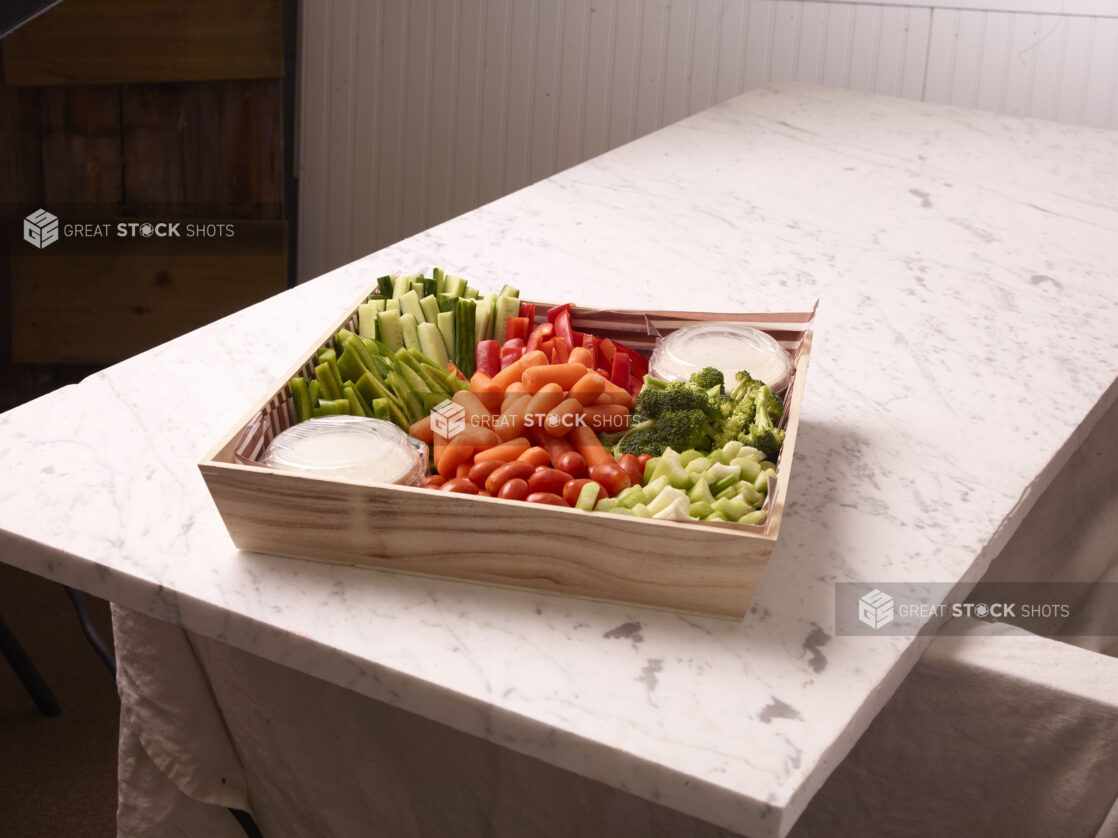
top-left (199, 272), bottom-right (814, 619)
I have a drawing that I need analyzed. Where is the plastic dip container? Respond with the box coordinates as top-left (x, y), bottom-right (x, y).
top-left (261, 416), bottom-right (428, 485)
top-left (650, 323), bottom-right (793, 392)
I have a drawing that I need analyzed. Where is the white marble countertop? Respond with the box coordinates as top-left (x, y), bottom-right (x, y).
top-left (2, 83), bottom-right (1116, 837)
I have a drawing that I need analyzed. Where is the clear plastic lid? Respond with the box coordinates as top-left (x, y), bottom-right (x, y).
top-left (650, 323), bottom-right (793, 392)
top-left (261, 416), bottom-right (428, 486)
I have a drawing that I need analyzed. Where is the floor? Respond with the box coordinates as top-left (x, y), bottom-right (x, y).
top-left (0, 562), bottom-right (118, 838)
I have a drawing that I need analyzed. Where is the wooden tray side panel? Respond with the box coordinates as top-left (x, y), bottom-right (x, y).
top-left (200, 463), bottom-right (773, 619)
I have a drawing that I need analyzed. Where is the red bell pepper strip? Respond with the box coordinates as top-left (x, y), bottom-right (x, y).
top-left (506, 317), bottom-right (530, 343)
top-left (553, 337), bottom-right (571, 364)
top-left (500, 345), bottom-right (524, 369)
top-left (554, 310), bottom-right (576, 348)
top-left (518, 302), bottom-right (536, 324)
top-left (628, 374), bottom-right (644, 396)
top-left (475, 340), bottom-right (501, 378)
top-left (614, 341), bottom-right (649, 378)
top-left (446, 362), bottom-right (468, 381)
top-left (541, 338), bottom-right (556, 363)
top-left (546, 303), bottom-right (571, 324)
top-left (581, 333), bottom-right (599, 369)
top-left (526, 322), bottom-right (554, 352)
top-left (609, 353), bottom-right (630, 388)
top-left (502, 337), bottom-right (526, 351)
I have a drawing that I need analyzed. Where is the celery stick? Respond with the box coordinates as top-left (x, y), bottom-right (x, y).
top-left (419, 295), bottom-right (440, 324)
top-left (315, 361), bottom-right (343, 400)
top-left (385, 371), bottom-right (423, 423)
top-left (313, 399), bottom-right (348, 416)
top-left (342, 384), bottom-right (368, 416)
top-left (290, 377), bottom-right (312, 423)
top-left (336, 349), bottom-right (368, 385)
top-left (396, 361), bottom-right (431, 397)
top-left (371, 398), bottom-right (390, 421)
top-left (355, 373), bottom-right (408, 428)
top-left (418, 322), bottom-right (449, 367)
top-left (436, 310), bottom-right (456, 363)
top-left (308, 379), bottom-right (322, 407)
top-left (740, 510), bottom-right (767, 526)
top-left (400, 313), bottom-right (421, 351)
top-left (341, 333), bottom-right (381, 382)
top-left (576, 481), bottom-right (602, 511)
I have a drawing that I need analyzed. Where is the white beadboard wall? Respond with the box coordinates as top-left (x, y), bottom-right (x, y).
top-left (297, 0), bottom-right (1118, 281)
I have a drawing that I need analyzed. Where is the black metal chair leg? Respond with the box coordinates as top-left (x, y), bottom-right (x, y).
top-left (0, 613), bottom-right (61, 716)
top-left (62, 586), bottom-right (116, 677)
top-left (230, 808), bottom-right (264, 838)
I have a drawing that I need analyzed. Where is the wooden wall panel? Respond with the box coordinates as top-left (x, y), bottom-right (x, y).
top-left (11, 221), bottom-right (287, 363)
top-left (122, 81), bottom-right (284, 219)
top-left (1, 0), bottom-right (283, 86)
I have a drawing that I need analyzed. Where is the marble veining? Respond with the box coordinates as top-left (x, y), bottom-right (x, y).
top-left (1, 83), bottom-right (1116, 837)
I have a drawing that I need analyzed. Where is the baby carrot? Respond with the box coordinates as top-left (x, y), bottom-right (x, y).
top-left (528, 425), bottom-right (574, 464)
top-left (521, 362), bottom-right (588, 393)
top-left (473, 437), bottom-right (532, 464)
top-left (490, 350), bottom-right (548, 390)
top-left (495, 393), bottom-right (532, 441)
top-left (598, 379), bottom-right (636, 410)
top-left (568, 424), bottom-right (615, 469)
top-left (409, 414), bottom-right (434, 443)
top-left (437, 426), bottom-right (500, 477)
top-left (569, 346), bottom-right (594, 367)
top-left (568, 371), bottom-right (607, 406)
top-left (516, 446), bottom-right (551, 468)
top-left (543, 397), bottom-right (585, 437)
top-left (470, 371), bottom-right (505, 412)
top-left (452, 390), bottom-right (493, 428)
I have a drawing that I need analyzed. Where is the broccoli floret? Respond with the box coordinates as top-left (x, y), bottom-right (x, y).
top-left (729, 370), bottom-right (762, 402)
top-left (739, 387), bottom-right (785, 460)
top-left (713, 399), bottom-right (757, 448)
top-left (689, 366), bottom-right (725, 393)
top-left (634, 380), bottom-right (714, 420)
top-left (616, 410), bottom-right (713, 457)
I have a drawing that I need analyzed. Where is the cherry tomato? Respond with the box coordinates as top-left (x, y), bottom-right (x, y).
top-left (421, 474), bottom-right (446, 488)
top-left (589, 462), bottom-right (631, 496)
top-left (527, 467), bottom-right (573, 496)
top-left (617, 454), bottom-right (643, 486)
top-left (554, 451), bottom-right (587, 479)
top-left (562, 478), bottom-right (607, 507)
top-left (485, 460), bottom-right (534, 494)
top-left (497, 478), bottom-right (529, 501)
top-left (637, 454), bottom-right (653, 469)
top-left (526, 492), bottom-right (570, 507)
top-left (467, 459), bottom-right (503, 488)
top-left (440, 478), bottom-right (479, 494)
